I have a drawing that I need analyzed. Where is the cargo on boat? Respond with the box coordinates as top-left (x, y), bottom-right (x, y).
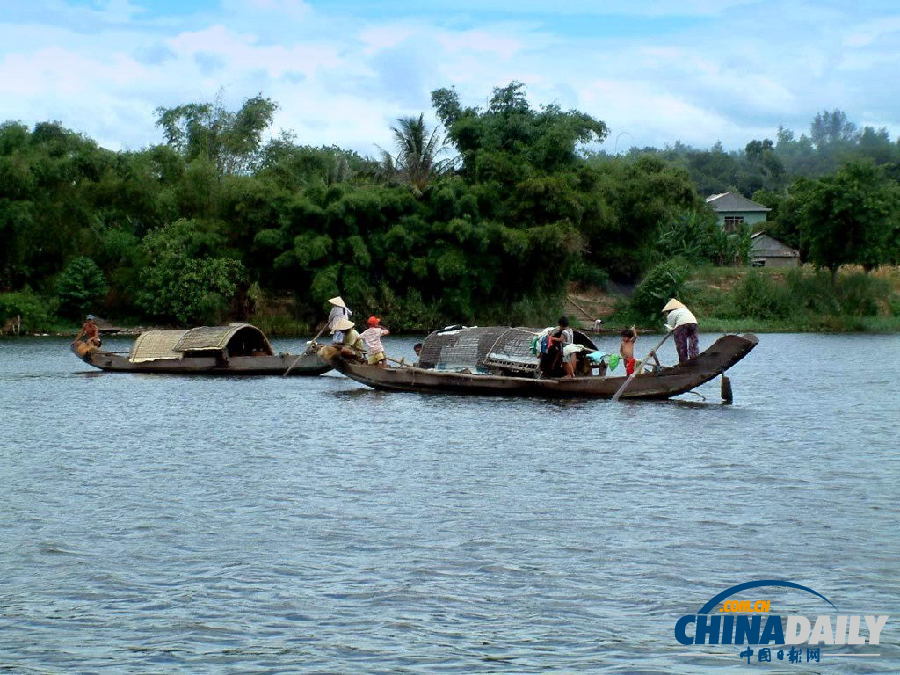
top-left (320, 325), bottom-right (757, 400)
top-left (73, 323), bottom-right (330, 376)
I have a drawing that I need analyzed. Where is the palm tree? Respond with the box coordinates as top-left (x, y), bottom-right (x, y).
top-left (383, 114), bottom-right (448, 195)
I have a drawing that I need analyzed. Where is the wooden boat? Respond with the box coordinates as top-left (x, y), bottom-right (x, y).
top-left (319, 326), bottom-right (757, 399)
top-left (73, 323), bottom-right (331, 376)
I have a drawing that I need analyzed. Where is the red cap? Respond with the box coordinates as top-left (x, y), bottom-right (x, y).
top-left (367, 315), bottom-right (381, 327)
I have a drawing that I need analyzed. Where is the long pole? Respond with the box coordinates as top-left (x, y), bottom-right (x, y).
top-left (283, 324), bottom-right (328, 377)
top-left (611, 331), bottom-right (673, 402)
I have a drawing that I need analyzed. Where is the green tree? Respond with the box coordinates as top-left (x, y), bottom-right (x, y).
top-left (381, 114), bottom-right (448, 195)
top-left (137, 219), bottom-right (246, 324)
top-left (56, 256), bottom-right (108, 318)
top-left (656, 208), bottom-right (750, 266)
top-left (798, 162), bottom-right (899, 279)
top-left (156, 94), bottom-right (277, 175)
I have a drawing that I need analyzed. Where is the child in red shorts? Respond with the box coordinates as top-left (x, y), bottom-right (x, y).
top-left (620, 327), bottom-right (637, 375)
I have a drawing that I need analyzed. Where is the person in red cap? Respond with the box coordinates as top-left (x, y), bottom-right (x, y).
top-left (359, 315), bottom-right (390, 367)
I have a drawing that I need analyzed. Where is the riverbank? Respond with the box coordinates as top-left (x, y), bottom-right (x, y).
top-left (567, 264), bottom-right (900, 334)
top-left (4, 265), bottom-right (897, 338)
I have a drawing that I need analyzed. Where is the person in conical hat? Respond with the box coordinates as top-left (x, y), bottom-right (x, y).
top-left (333, 317), bottom-right (364, 358)
top-left (661, 298), bottom-right (699, 364)
top-left (327, 296), bottom-right (353, 343)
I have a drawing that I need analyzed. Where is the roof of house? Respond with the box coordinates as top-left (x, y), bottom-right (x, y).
top-left (750, 232), bottom-right (799, 257)
top-left (706, 192), bottom-right (771, 212)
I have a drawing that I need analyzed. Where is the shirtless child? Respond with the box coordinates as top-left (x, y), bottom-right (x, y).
top-left (620, 327), bottom-right (637, 376)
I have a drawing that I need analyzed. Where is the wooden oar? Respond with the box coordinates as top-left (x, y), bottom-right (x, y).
top-left (283, 324), bottom-right (328, 376)
top-left (611, 331), bottom-right (673, 402)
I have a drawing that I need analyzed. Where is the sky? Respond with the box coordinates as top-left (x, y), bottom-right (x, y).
top-left (1, 0), bottom-right (898, 156)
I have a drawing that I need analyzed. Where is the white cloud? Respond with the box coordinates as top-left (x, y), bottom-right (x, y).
top-left (0, 0), bottom-right (897, 154)
top-left (843, 15), bottom-right (900, 48)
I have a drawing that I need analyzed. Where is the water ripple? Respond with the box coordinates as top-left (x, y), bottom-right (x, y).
top-left (1, 334), bottom-right (898, 671)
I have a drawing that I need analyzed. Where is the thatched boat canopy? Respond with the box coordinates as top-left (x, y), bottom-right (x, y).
top-left (418, 326), bottom-right (597, 375)
top-left (129, 330), bottom-right (188, 362)
top-left (129, 323), bottom-right (274, 363)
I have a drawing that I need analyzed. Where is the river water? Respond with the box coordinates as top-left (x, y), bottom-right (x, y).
top-left (1, 333), bottom-right (898, 672)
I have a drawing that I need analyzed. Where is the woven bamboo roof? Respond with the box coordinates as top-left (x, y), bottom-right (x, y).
top-left (128, 323), bottom-right (274, 362)
top-left (419, 326), bottom-right (597, 374)
top-left (174, 323), bottom-right (273, 355)
top-left (129, 330), bottom-right (188, 362)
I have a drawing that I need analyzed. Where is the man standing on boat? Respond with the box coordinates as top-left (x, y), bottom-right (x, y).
top-left (328, 296), bottom-right (352, 344)
top-left (662, 299), bottom-right (699, 364)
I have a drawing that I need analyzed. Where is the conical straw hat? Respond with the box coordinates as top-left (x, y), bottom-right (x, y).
top-left (328, 296), bottom-right (345, 308)
top-left (333, 318), bottom-right (354, 331)
top-left (662, 298), bottom-right (686, 313)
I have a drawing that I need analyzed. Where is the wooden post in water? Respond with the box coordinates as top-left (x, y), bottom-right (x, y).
top-left (721, 376), bottom-right (733, 404)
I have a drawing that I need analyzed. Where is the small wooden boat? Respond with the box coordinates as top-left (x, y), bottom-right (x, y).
top-left (73, 323), bottom-right (331, 376)
top-left (319, 326), bottom-right (757, 399)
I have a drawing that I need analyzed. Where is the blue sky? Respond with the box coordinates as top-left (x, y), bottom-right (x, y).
top-left (2, 0), bottom-right (898, 154)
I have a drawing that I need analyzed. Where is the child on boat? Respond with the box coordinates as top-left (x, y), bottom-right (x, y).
top-left (360, 316), bottom-right (390, 367)
top-left (620, 327), bottom-right (637, 375)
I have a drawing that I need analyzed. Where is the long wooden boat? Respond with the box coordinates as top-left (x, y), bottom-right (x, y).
top-left (320, 327), bottom-right (757, 399)
top-left (73, 323), bottom-right (330, 376)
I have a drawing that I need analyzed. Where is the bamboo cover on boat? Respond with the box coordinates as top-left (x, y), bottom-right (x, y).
top-left (128, 330), bottom-right (188, 362)
top-left (173, 323), bottom-right (274, 355)
top-left (482, 328), bottom-right (542, 373)
top-left (419, 326), bottom-right (540, 373)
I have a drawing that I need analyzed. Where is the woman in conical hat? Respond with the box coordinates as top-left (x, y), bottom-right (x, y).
top-left (661, 298), bottom-right (699, 364)
top-left (327, 296), bottom-right (352, 343)
top-left (333, 317), bottom-right (364, 358)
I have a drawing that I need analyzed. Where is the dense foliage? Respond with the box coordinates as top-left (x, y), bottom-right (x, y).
top-left (0, 88), bottom-right (897, 332)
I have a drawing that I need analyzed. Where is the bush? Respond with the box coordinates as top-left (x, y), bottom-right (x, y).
top-left (56, 257), bottom-right (108, 319)
top-left (569, 260), bottom-right (609, 289)
top-left (834, 273), bottom-right (891, 316)
top-left (628, 258), bottom-right (691, 322)
top-left (0, 290), bottom-right (59, 332)
top-left (656, 210), bottom-right (751, 266)
top-left (727, 272), bottom-right (792, 319)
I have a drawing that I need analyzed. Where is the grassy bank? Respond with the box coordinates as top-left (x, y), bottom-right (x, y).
top-left (586, 264), bottom-right (900, 333)
top-left (5, 265), bottom-right (898, 337)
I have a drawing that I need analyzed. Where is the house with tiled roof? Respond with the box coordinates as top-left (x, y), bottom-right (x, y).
top-left (750, 232), bottom-right (800, 267)
top-left (706, 192), bottom-right (771, 232)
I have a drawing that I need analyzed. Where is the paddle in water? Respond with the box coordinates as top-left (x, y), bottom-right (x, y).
top-left (611, 331), bottom-right (673, 402)
top-left (283, 324), bottom-right (328, 376)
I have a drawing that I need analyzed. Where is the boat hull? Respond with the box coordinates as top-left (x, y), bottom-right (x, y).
top-left (78, 349), bottom-right (331, 376)
top-left (322, 334), bottom-right (758, 399)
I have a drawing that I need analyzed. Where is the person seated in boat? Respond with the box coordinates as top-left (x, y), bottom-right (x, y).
top-left (662, 298), bottom-right (699, 364)
top-left (413, 343), bottom-right (423, 365)
top-left (334, 318), bottom-right (365, 360)
top-left (550, 316), bottom-right (576, 379)
top-left (328, 296), bottom-right (353, 344)
top-left (620, 326), bottom-right (637, 375)
top-left (359, 315), bottom-right (390, 367)
top-left (72, 314), bottom-right (101, 349)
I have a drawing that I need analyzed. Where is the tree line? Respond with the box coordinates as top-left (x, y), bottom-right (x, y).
top-left (0, 85), bottom-right (897, 332)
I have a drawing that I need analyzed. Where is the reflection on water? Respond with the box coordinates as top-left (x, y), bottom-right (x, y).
top-left (1, 333), bottom-right (898, 672)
